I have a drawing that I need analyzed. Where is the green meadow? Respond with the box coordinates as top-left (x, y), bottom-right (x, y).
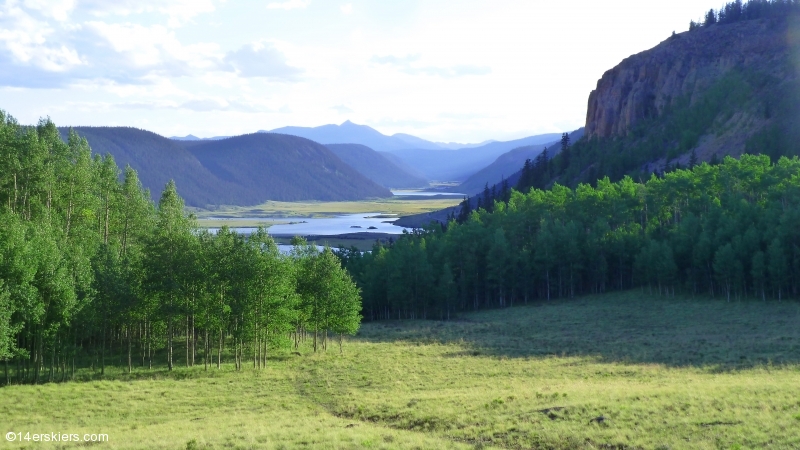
top-left (3, 291), bottom-right (800, 450)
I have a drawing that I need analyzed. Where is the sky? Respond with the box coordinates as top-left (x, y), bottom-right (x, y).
top-left (0, 0), bottom-right (725, 143)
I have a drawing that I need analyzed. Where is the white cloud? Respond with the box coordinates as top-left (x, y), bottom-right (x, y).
top-left (267, 0), bottom-right (309, 11)
top-left (370, 54), bottom-right (419, 65)
top-left (23, 0), bottom-right (76, 21)
top-left (85, 21), bottom-right (220, 71)
top-left (0, 0), bottom-right (740, 142)
top-left (331, 104), bottom-right (353, 113)
top-left (0, 3), bottom-right (85, 84)
top-left (416, 65), bottom-right (491, 78)
top-left (180, 99), bottom-right (226, 111)
top-left (371, 54), bottom-right (490, 78)
top-left (115, 98), bottom-right (264, 113)
top-left (0, 0), bottom-right (225, 88)
top-left (79, 0), bottom-right (218, 27)
top-left (224, 43), bottom-right (302, 80)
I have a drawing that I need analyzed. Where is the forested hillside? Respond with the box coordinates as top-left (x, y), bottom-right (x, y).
top-left (325, 144), bottom-right (428, 189)
top-left (457, 129), bottom-right (584, 195)
top-left (444, 1), bottom-right (800, 214)
top-left (1, 113), bottom-right (361, 384)
top-left (575, 1), bottom-right (800, 186)
top-left (181, 133), bottom-right (391, 202)
top-left (388, 133), bottom-right (564, 182)
top-left (60, 127), bottom-right (391, 207)
top-left (341, 155), bottom-right (800, 320)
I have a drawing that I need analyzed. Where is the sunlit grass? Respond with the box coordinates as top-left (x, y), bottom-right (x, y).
top-left (190, 197), bottom-right (462, 219)
top-left (195, 219), bottom-right (289, 228)
top-left (3, 291), bottom-right (800, 449)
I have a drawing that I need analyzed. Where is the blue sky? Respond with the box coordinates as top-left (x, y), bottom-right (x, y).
top-left (0, 0), bottom-right (724, 142)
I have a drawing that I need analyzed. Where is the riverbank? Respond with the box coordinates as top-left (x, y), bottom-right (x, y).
top-left (272, 232), bottom-right (395, 251)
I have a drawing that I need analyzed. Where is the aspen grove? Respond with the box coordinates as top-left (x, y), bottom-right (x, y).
top-left (0, 112), bottom-right (362, 384)
top-left (340, 153), bottom-right (800, 320)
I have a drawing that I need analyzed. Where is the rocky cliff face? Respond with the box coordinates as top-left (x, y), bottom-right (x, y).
top-left (584, 18), bottom-right (797, 140)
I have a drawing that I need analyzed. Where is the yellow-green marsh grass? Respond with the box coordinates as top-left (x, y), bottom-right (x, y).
top-left (195, 219), bottom-right (289, 228)
top-left (2, 291), bottom-right (800, 449)
top-left (191, 197), bottom-right (462, 219)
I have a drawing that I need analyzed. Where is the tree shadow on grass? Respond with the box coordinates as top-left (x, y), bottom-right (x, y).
top-left (354, 291), bottom-right (800, 371)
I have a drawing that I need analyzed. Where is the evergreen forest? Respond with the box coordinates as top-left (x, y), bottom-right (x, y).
top-left (690, 0), bottom-right (800, 30)
top-left (0, 112), bottom-right (362, 385)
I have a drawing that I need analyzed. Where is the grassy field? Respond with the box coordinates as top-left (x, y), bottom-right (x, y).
top-left (191, 197), bottom-right (462, 220)
top-left (3, 291), bottom-right (800, 449)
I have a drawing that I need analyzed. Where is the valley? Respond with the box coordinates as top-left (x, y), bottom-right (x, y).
top-left (193, 195), bottom-right (461, 221)
top-left (4, 2), bottom-right (800, 450)
top-left (193, 194), bottom-right (462, 251)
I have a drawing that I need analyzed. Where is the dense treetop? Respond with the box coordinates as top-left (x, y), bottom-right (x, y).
top-left (340, 155), bottom-right (800, 320)
top-left (689, 0), bottom-right (800, 31)
top-left (1, 112), bottom-right (362, 384)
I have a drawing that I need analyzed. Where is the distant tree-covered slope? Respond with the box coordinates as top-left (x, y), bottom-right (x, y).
top-left (61, 127), bottom-right (391, 207)
top-left (378, 152), bottom-right (428, 179)
top-left (59, 127), bottom-right (238, 207)
top-left (457, 129), bottom-right (584, 195)
top-left (183, 133), bottom-right (391, 203)
top-left (325, 144), bottom-right (428, 189)
top-left (386, 133), bottom-right (564, 182)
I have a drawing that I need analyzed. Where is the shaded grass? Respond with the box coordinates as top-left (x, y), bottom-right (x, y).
top-left (358, 291), bottom-right (800, 369)
top-left (2, 291), bottom-right (800, 449)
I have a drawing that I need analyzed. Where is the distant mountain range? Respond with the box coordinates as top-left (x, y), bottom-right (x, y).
top-left (170, 134), bottom-right (230, 141)
top-left (173, 121), bottom-right (567, 184)
top-left (62, 127), bottom-right (390, 207)
top-left (174, 121), bottom-right (498, 151)
top-left (268, 120), bottom-right (445, 152)
top-left (325, 144), bottom-right (428, 189)
top-left (78, 121), bottom-right (582, 208)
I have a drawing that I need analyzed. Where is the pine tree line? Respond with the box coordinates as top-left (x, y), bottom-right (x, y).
top-left (0, 112), bottom-right (361, 385)
top-left (689, 0), bottom-right (800, 31)
top-left (340, 155), bottom-right (800, 321)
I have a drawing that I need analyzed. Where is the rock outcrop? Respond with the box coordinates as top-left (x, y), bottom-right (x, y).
top-left (585, 18), bottom-right (798, 140)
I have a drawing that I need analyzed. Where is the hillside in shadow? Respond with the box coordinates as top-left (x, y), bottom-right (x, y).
top-left (60, 127), bottom-right (391, 207)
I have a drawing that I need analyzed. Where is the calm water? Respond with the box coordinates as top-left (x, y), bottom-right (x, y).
top-left (205, 191), bottom-right (461, 237)
top-left (207, 213), bottom-right (409, 236)
top-left (391, 189), bottom-right (465, 197)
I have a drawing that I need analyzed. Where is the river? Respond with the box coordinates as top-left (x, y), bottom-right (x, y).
top-left (206, 213), bottom-right (408, 236)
